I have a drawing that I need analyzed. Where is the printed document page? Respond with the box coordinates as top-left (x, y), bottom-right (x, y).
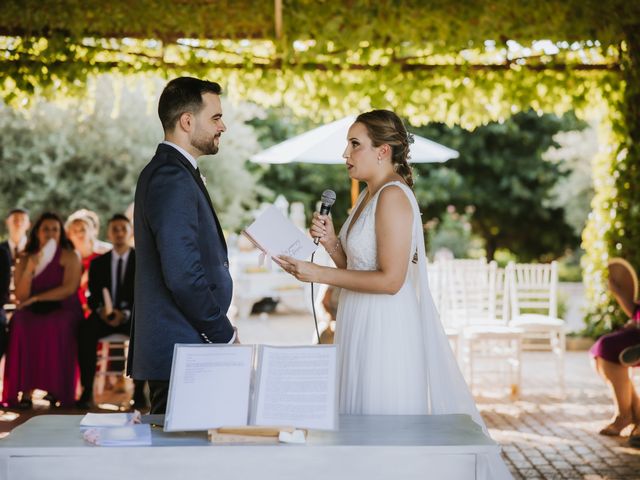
top-left (164, 344), bottom-right (254, 432)
top-left (253, 345), bottom-right (338, 430)
top-left (242, 205), bottom-right (317, 260)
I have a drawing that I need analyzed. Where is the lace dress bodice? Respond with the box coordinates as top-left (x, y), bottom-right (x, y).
top-left (339, 181), bottom-right (417, 272)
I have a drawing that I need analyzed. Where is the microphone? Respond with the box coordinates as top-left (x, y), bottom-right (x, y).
top-left (314, 189), bottom-right (336, 245)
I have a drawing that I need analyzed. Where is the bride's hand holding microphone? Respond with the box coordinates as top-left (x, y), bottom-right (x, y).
top-left (310, 211), bottom-right (337, 249)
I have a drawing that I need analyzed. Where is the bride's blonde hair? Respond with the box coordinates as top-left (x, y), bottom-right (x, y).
top-left (355, 109), bottom-right (414, 188)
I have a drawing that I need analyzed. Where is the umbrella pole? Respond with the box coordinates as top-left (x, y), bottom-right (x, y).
top-left (351, 179), bottom-right (359, 207)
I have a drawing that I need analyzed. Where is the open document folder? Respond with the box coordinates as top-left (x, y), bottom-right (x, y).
top-left (242, 205), bottom-right (318, 261)
top-left (164, 344), bottom-right (338, 432)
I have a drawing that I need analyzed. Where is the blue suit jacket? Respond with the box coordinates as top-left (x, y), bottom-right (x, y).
top-left (129, 143), bottom-right (235, 380)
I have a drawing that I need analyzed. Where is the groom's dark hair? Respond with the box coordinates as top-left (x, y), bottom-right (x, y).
top-left (158, 77), bottom-right (222, 132)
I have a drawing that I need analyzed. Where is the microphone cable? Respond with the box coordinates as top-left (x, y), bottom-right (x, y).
top-left (310, 251), bottom-right (321, 344)
top-left (308, 189), bottom-right (335, 345)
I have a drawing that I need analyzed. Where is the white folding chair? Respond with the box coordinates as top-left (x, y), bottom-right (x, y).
top-left (95, 333), bottom-right (130, 395)
top-left (426, 260), bottom-right (460, 356)
top-left (507, 261), bottom-right (566, 394)
top-left (444, 259), bottom-right (523, 398)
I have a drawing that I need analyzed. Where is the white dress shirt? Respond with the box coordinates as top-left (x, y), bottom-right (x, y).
top-left (162, 141), bottom-right (198, 170)
top-left (7, 236), bottom-right (27, 260)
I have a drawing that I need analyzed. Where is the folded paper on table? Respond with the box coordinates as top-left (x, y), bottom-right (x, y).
top-left (164, 344), bottom-right (338, 433)
top-left (242, 205), bottom-right (317, 261)
top-left (83, 424), bottom-right (151, 446)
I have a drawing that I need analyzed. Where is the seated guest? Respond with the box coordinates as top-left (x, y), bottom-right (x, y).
top-left (1, 208), bottom-right (30, 265)
top-left (0, 208), bottom-right (31, 304)
top-left (0, 207), bottom-right (30, 359)
top-left (0, 244), bottom-right (10, 358)
top-left (2, 212), bottom-right (82, 408)
top-left (591, 258), bottom-right (640, 443)
top-left (65, 209), bottom-right (110, 317)
top-left (77, 214), bottom-right (147, 409)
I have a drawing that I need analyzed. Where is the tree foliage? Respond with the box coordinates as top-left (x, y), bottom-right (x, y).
top-left (0, 1), bottom-right (627, 126)
top-left (412, 110), bottom-right (585, 261)
top-left (0, 0), bottom-right (639, 335)
top-left (581, 28), bottom-right (640, 337)
top-left (0, 75), bottom-right (262, 236)
top-left (544, 126), bottom-right (598, 237)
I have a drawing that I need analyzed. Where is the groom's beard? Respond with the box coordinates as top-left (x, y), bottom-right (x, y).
top-left (191, 132), bottom-right (220, 156)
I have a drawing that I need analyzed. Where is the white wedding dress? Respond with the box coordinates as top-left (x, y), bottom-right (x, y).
top-left (335, 181), bottom-right (512, 479)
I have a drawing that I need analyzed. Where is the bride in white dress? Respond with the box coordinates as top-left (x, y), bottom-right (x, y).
top-left (277, 110), bottom-right (512, 479)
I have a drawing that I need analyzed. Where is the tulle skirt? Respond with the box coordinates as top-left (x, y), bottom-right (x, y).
top-left (335, 280), bottom-right (429, 414)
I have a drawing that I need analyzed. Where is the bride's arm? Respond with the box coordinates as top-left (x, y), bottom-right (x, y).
top-left (280, 186), bottom-right (413, 295)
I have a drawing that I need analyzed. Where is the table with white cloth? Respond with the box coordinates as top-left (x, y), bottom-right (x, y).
top-left (0, 414), bottom-right (500, 480)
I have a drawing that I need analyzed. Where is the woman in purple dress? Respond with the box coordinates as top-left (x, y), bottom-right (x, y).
top-left (2, 212), bottom-right (82, 408)
top-left (591, 269), bottom-right (640, 438)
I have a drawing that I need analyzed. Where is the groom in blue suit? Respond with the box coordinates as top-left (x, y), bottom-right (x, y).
top-left (129, 77), bottom-right (237, 414)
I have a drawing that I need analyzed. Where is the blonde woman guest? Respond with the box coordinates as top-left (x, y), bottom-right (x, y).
top-left (65, 209), bottom-right (110, 316)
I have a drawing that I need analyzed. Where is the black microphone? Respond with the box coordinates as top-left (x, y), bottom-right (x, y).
top-left (315, 189), bottom-right (336, 245)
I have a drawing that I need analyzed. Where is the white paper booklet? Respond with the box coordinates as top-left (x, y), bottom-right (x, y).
top-left (80, 412), bottom-right (140, 427)
top-left (164, 344), bottom-right (338, 432)
top-left (242, 205), bottom-right (317, 260)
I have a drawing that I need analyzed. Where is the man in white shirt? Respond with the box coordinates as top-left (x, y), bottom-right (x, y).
top-left (0, 208), bottom-right (30, 357)
top-left (1, 208), bottom-right (30, 265)
top-left (1, 207), bottom-right (30, 278)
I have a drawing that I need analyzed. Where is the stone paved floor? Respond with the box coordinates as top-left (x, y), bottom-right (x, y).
top-left (478, 350), bottom-right (640, 480)
top-left (1, 311), bottom-right (640, 479)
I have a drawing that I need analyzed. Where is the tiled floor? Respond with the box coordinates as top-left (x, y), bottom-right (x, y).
top-left (1, 310), bottom-right (640, 479)
top-left (480, 350), bottom-right (640, 479)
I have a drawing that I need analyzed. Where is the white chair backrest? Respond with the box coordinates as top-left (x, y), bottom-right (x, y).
top-left (495, 267), bottom-right (510, 322)
top-left (507, 261), bottom-right (559, 319)
top-left (426, 260), bottom-right (442, 313)
top-left (442, 259), bottom-right (503, 326)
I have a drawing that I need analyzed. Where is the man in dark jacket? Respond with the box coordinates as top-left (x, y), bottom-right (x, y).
top-left (77, 214), bottom-right (146, 409)
top-left (129, 77), bottom-right (238, 414)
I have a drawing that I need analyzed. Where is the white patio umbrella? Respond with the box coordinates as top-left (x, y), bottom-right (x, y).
top-left (251, 115), bottom-right (459, 204)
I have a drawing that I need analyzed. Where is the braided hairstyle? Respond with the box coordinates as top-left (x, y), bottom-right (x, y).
top-left (355, 109), bottom-right (414, 188)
